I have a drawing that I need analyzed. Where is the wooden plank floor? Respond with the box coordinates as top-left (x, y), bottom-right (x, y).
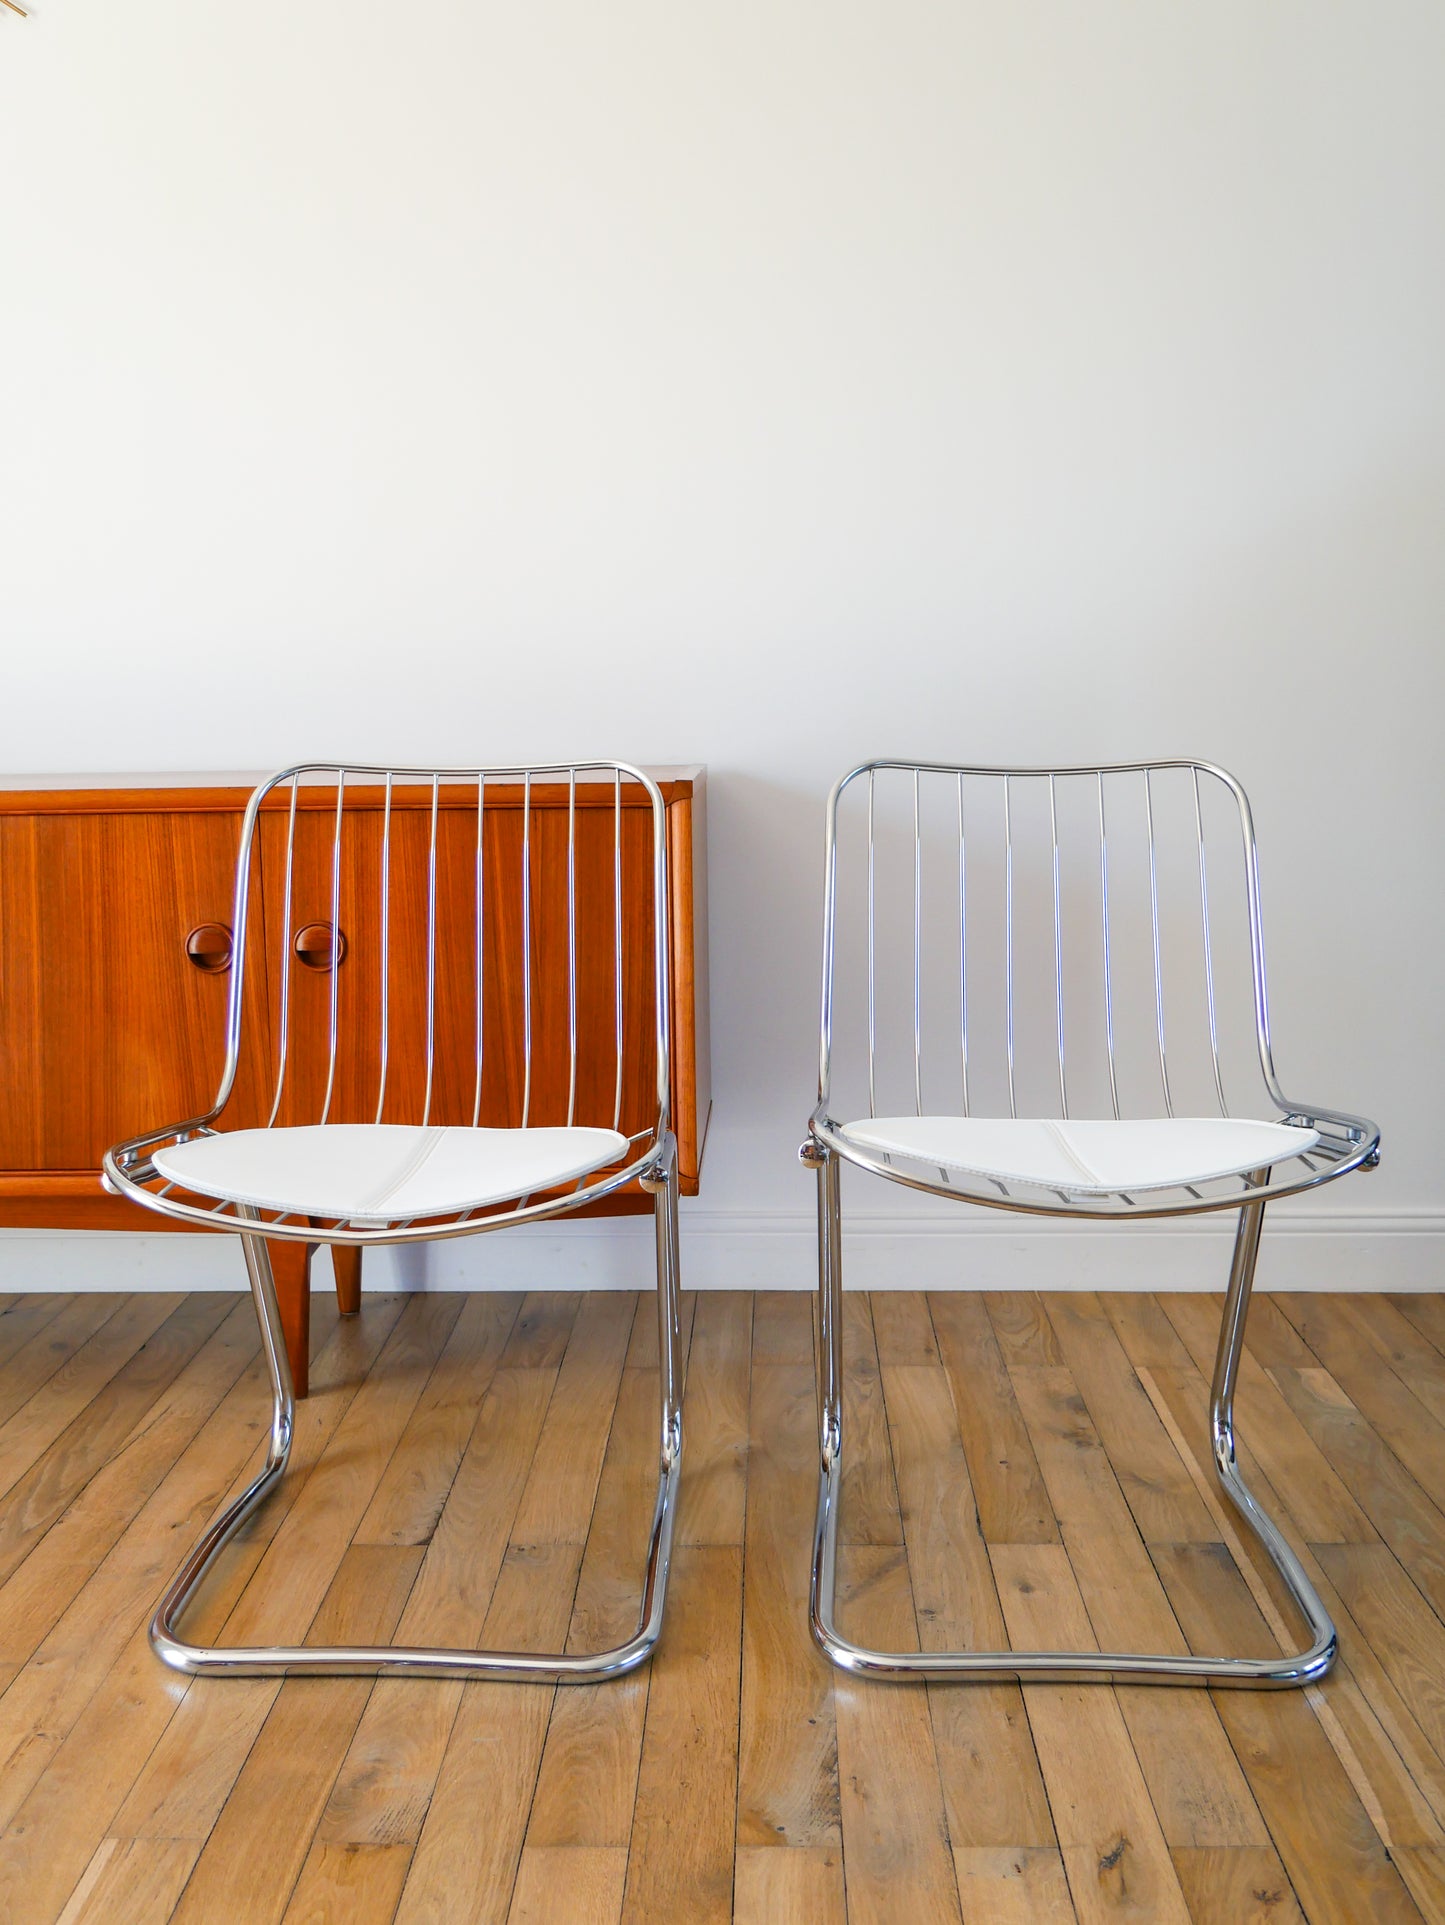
top-left (2, 1289), bottom-right (1445, 1922)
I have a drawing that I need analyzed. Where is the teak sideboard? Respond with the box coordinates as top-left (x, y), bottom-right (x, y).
top-left (0, 770), bottom-right (710, 1394)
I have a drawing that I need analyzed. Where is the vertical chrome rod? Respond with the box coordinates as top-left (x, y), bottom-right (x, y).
top-left (957, 772), bottom-right (969, 1117)
top-left (612, 768), bottom-right (624, 1134)
top-left (567, 767), bottom-right (578, 1128)
top-left (472, 774), bottom-right (486, 1128)
top-left (1050, 773), bottom-right (1067, 1116)
top-left (866, 770), bottom-right (877, 1119)
top-left (320, 771), bottom-right (345, 1125)
top-left (521, 770), bottom-right (533, 1129)
top-left (1207, 1167), bottom-right (1332, 1660)
top-left (653, 1145), bottom-right (681, 1447)
top-left (1144, 769), bottom-right (1173, 1116)
top-left (421, 773), bottom-right (440, 1127)
top-left (266, 776), bottom-right (300, 1129)
top-left (374, 772), bottom-right (393, 1124)
top-left (912, 768), bottom-right (922, 1117)
top-left (1097, 772), bottom-right (1120, 1120)
top-left (1004, 776), bottom-right (1016, 1119)
top-left (1193, 768), bottom-right (1228, 1115)
top-left (816, 1149), bottom-right (842, 1461)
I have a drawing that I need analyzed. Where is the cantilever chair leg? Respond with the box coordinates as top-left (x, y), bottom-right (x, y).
top-left (807, 1149), bottom-right (1337, 1688)
top-left (150, 1182), bottom-right (685, 1683)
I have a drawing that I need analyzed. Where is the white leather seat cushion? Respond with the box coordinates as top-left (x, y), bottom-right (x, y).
top-left (838, 1115), bottom-right (1318, 1194)
top-left (153, 1124), bottom-right (631, 1222)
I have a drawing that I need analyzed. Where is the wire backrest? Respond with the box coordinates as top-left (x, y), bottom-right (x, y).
top-left (818, 760), bottom-right (1285, 1126)
top-left (214, 763), bottom-right (670, 1142)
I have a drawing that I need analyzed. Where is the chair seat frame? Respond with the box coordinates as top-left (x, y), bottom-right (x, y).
top-left (803, 758), bottom-right (1380, 1689)
top-left (104, 760), bottom-right (684, 1683)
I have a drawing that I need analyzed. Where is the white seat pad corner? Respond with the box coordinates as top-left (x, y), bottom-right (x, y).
top-left (838, 1114), bottom-right (1319, 1194)
top-left (152, 1123), bottom-right (633, 1221)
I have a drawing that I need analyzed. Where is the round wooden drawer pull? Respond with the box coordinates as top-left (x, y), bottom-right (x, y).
top-left (185, 923), bottom-right (234, 973)
top-left (294, 922), bottom-right (347, 971)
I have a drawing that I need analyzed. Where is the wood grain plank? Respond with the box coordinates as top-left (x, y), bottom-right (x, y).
top-left (1269, 1363), bottom-right (1445, 1621)
top-left (525, 1369), bottom-right (676, 1851)
top-left (675, 1289), bottom-right (751, 1547)
top-left (508, 1290), bottom-right (636, 1549)
top-left (0, 1296), bottom-right (258, 1668)
top-left (833, 1545), bottom-right (962, 1925)
top-left (0, 1295), bottom-right (73, 1371)
top-left (353, 1289), bottom-right (522, 1545)
top-left (991, 1542), bottom-right (1191, 1925)
top-left (1389, 1296), bottom-right (1445, 1364)
top-left (1348, 1297), bottom-right (1445, 1431)
top-left (1162, 1290), bottom-right (1376, 1544)
top-left (840, 1293), bottom-right (905, 1546)
top-left (384, 1282), bottom-right (637, 1921)
top-left (1393, 1847), bottom-right (1445, 1925)
top-left (1169, 1846), bottom-right (1305, 1924)
top-left (93, 1298), bottom-right (415, 1853)
top-left (282, 1843), bottom-right (413, 1925)
top-left (1316, 1543), bottom-right (1445, 1788)
top-left (882, 1361), bottom-right (1054, 1850)
top-left (750, 1289), bottom-right (815, 1367)
top-left (0, 1336), bottom-right (279, 1839)
top-left (623, 1287), bottom-right (694, 1371)
top-left (500, 1292), bottom-right (583, 1371)
top-left (394, 1542), bottom-right (584, 1924)
top-left (0, 1292), bottom-right (185, 1504)
top-left (314, 1365), bottom-right (560, 1852)
top-left (736, 1359), bottom-right (842, 1850)
top-left (1288, 1295), bottom-right (1445, 1460)
top-left (953, 1846), bottom-right (1075, 1924)
top-left (1140, 1358), bottom-right (1445, 1850)
top-left (929, 1291), bottom-right (1056, 1545)
top-left (621, 1545), bottom-right (743, 1925)
top-left (164, 1546), bottom-right (422, 1925)
top-left (1152, 1541), bottom-right (1421, 1925)
top-left (1009, 1365), bottom-right (1270, 1851)
top-left (984, 1292), bottom-right (1064, 1369)
top-left (58, 1837), bottom-right (196, 1925)
top-left (1043, 1294), bottom-right (1216, 1545)
top-left (509, 1846), bottom-right (627, 1925)
top-left (1229, 1294), bottom-right (1317, 1369)
top-left (872, 1291), bottom-right (941, 1366)
top-left (734, 1844), bottom-right (846, 1924)
top-left (1098, 1291), bottom-right (1198, 1374)
top-left (1304, 1556), bottom-right (1445, 1844)
top-left (0, 1291), bottom-right (235, 1595)
top-left (0, 1296), bottom-right (128, 1431)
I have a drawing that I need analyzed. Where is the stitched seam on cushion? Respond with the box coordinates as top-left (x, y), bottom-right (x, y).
top-left (363, 1127), bottom-right (447, 1215)
top-left (1042, 1120), bottom-right (1103, 1187)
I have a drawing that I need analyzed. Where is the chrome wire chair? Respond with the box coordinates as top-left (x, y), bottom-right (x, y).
top-left (802, 759), bottom-right (1379, 1688)
top-left (105, 761), bottom-right (682, 1682)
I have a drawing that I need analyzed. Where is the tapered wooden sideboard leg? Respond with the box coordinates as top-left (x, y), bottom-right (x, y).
top-left (267, 1237), bottom-right (315, 1398)
top-left (306, 1217), bottom-right (362, 1317)
top-left (332, 1247), bottom-right (362, 1316)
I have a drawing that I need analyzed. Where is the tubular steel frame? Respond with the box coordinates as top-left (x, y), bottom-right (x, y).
top-left (803, 758), bottom-right (1379, 1689)
top-left (104, 760), bottom-right (683, 1683)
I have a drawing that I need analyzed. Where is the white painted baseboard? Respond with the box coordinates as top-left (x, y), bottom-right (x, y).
top-left (0, 1208), bottom-right (1439, 1293)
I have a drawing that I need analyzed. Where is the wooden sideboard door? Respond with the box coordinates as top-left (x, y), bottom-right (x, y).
top-left (0, 808), bottom-right (274, 1176)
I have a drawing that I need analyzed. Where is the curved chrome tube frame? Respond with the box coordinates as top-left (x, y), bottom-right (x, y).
top-left (109, 759), bottom-right (685, 1682)
top-left (152, 1149), bottom-right (683, 1681)
top-left (805, 757), bottom-right (1379, 1689)
top-left (805, 1140), bottom-right (1335, 1687)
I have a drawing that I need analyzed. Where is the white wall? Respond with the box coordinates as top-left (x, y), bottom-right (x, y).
top-left (2, 2), bottom-right (1442, 1290)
